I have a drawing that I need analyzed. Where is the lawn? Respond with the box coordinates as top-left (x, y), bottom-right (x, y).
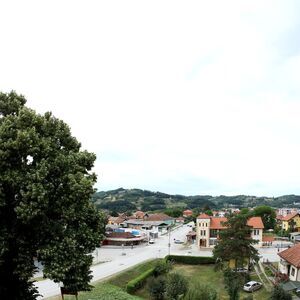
top-left (47, 283), bottom-right (142, 300)
top-left (106, 259), bottom-right (159, 289)
top-left (134, 264), bottom-right (271, 300)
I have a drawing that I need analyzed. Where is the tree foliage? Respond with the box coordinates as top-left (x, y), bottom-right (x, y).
top-left (213, 214), bottom-right (259, 268)
top-left (0, 91), bottom-right (106, 299)
top-left (270, 285), bottom-right (292, 300)
top-left (165, 272), bottom-right (188, 300)
top-left (148, 277), bottom-right (166, 300)
top-left (251, 205), bottom-right (276, 230)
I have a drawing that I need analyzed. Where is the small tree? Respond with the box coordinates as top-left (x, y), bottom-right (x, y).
top-left (153, 260), bottom-right (173, 277)
top-left (270, 285), bottom-right (292, 300)
top-left (184, 282), bottom-right (217, 300)
top-left (165, 272), bottom-right (188, 300)
top-left (148, 277), bottom-right (166, 300)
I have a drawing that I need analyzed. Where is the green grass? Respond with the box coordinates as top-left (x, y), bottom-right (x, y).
top-left (106, 259), bottom-right (159, 289)
top-left (47, 283), bottom-right (142, 300)
top-left (134, 264), bottom-right (272, 300)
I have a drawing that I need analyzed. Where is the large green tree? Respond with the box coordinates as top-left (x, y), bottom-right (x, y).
top-left (251, 205), bottom-right (276, 230)
top-left (0, 91), bottom-right (106, 299)
top-left (213, 214), bottom-right (259, 269)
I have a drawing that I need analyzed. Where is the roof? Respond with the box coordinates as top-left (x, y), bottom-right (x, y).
top-left (134, 211), bottom-right (145, 218)
top-left (197, 213), bottom-right (211, 219)
top-left (262, 236), bottom-right (274, 242)
top-left (176, 217), bottom-right (185, 220)
top-left (278, 243), bottom-right (300, 268)
top-left (276, 215), bottom-right (284, 220)
top-left (197, 215), bottom-right (264, 229)
top-left (183, 210), bottom-right (193, 213)
top-left (281, 212), bottom-right (299, 221)
top-left (107, 232), bottom-right (136, 239)
top-left (124, 219), bottom-right (168, 226)
top-left (145, 213), bottom-right (173, 221)
top-left (247, 217), bottom-right (264, 229)
top-left (210, 217), bottom-right (227, 229)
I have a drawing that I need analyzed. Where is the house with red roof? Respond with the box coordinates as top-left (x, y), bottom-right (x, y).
top-left (183, 210), bottom-right (193, 218)
top-left (278, 243), bottom-right (300, 281)
top-left (196, 213), bottom-right (264, 248)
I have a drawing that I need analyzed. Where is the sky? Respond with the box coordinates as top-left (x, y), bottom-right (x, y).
top-left (1, 1), bottom-right (300, 197)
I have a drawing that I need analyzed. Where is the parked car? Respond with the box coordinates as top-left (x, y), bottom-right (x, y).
top-left (174, 239), bottom-right (184, 244)
top-left (149, 239), bottom-right (155, 244)
top-left (243, 281), bottom-right (262, 292)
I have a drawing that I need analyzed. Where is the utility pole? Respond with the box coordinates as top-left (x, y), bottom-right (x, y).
top-left (168, 226), bottom-right (171, 256)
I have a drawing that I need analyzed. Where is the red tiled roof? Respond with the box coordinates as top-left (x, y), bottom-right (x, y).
top-left (247, 217), bottom-right (264, 229)
top-left (186, 231), bottom-right (197, 236)
top-left (276, 215), bottom-right (284, 221)
top-left (210, 217), bottom-right (227, 229)
top-left (197, 213), bottom-right (211, 219)
top-left (145, 213), bottom-right (173, 221)
top-left (281, 212), bottom-right (299, 221)
top-left (278, 243), bottom-right (300, 268)
top-left (184, 210), bottom-right (193, 213)
top-left (262, 236), bottom-right (274, 242)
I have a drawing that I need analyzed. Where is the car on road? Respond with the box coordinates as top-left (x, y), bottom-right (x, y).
top-left (149, 239), bottom-right (155, 244)
top-left (243, 281), bottom-right (262, 292)
top-left (174, 239), bottom-right (184, 244)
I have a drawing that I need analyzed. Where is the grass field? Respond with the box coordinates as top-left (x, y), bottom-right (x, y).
top-left (47, 283), bottom-right (142, 300)
top-left (135, 264), bottom-right (271, 300)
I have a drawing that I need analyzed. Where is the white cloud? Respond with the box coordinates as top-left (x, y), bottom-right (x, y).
top-left (1, 0), bottom-right (300, 196)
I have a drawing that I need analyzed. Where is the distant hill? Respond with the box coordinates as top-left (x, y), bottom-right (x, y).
top-left (91, 188), bottom-right (300, 213)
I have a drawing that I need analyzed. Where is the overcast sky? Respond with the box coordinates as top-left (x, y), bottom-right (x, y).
top-left (1, 1), bottom-right (300, 196)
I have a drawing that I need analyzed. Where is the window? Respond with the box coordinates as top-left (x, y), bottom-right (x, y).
top-left (291, 267), bottom-right (295, 277)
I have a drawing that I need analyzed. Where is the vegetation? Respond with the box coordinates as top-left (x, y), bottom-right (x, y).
top-left (165, 255), bottom-right (215, 265)
top-left (213, 214), bottom-right (259, 269)
top-left (250, 206), bottom-right (276, 230)
top-left (147, 277), bottom-right (166, 300)
top-left (0, 92), bottom-right (106, 299)
top-left (92, 188), bottom-right (300, 213)
top-left (270, 285), bottom-right (292, 300)
top-left (48, 283), bottom-right (142, 300)
top-left (126, 268), bottom-right (155, 293)
top-left (107, 260), bottom-right (159, 289)
top-left (184, 282), bottom-right (217, 300)
top-left (165, 272), bottom-right (189, 300)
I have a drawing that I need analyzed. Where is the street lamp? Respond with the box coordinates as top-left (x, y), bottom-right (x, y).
top-left (168, 227), bottom-right (171, 256)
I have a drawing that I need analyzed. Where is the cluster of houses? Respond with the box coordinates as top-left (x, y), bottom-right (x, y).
top-left (102, 206), bottom-right (300, 289)
top-left (104, 211), bottom-right (178, 246)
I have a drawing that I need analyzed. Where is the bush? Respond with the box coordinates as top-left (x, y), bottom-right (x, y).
top-left (184, 282), bottom-right (217, 300)
top-left (223, 268), bottom-right (240, 300)
top-left (165, 272), bottom-right (188, 300)
top-left (270, 285), bottom-right (292, 300)
top-left (165, 255), bottom-right (215, 265)
top-left (153, 260), bottom-right (173, 277)
top-left (148, 276), bottom-right (166, 300)
top-left (126, 267), bottom-right (155, 294)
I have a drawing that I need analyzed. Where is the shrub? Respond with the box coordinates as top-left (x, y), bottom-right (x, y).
top-left (148, 276), bottom-right (166, 300)
top-left (153, 260), bottom-right (173, 277)
top-left (184, 282), bottom-right (217, 300)
top-left (223, 268), bottom-right (240, 300)
top-left (165, 272), bottom-right (188, 300)
top-left (126, 267), bottom-right (155, 294)
top-left (270, 285), bottom-right (292, 300)
top-left (165, 255), bottom-right (215, 265)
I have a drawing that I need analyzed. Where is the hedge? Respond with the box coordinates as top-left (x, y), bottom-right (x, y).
top-left (126, 267), bottom-right (155, 294)
top-left (165, 255), bottom-right (215, 265)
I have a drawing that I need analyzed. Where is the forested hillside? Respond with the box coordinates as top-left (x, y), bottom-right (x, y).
top-left (91, 188), bottom-right (300, 213)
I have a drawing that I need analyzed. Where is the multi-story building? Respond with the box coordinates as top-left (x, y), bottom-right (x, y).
top-left (196, 213), bottom-right (264, 248)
